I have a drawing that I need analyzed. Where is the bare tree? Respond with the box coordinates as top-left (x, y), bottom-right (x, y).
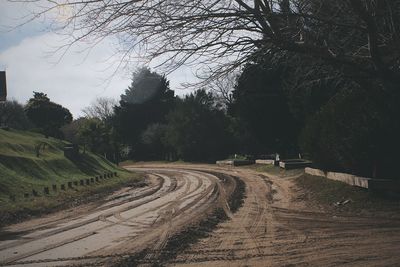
top-left (14, 0), bottom-right (400, 85)
top-left (82, 97), bottom-right (118, 121)
top-left (206, 71), bottom-right (238, 107)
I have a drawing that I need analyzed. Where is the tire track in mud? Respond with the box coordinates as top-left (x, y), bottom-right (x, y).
top-left (175, 169), bottom-right (271, 266)
top-left (0, 168), bottom-right (225, 267)
top-left (0, 174), bottom-right (167, 254)
top-left (4, 164), bottom-right (400, 267)
top-left (0, 174), bottom-right (174, 265)
top-left (152, 165), bottom-right (400, 267)
top-left (116, 170), bottom-right (247, 267)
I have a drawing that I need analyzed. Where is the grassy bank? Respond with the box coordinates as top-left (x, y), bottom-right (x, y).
top-left (0, 128), bottom-right (141, 225)
top-left (296, 174), bottom-right (400, 215)
top-left (243, 163), bottom-right (400, 215)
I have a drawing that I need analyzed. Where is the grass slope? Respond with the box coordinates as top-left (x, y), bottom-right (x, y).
top-left (296, 174), bottom-right (400, 215)
top-left (0, 129), bottom-right (139, 220)
top-left (244, 165), bottom-right (400, 215)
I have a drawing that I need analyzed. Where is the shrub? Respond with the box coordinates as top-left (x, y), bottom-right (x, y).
top-left (300, 87), bottom-right (400, 180)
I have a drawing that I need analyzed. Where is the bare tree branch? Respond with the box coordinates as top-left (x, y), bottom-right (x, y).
top-left (10, 0), bottom-right (400, 84)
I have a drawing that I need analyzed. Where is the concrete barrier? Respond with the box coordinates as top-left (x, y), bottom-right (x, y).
top-left (216, 160), bottom-right (233, 165)
top-left (279, 160), bottom-right (312, 169)
top-left (216, 160), bottom-right (255, 166)
top-left (305, 167), bottom-right (370, 189)
top-left (326, 172), bottom-right (370, 188)
top-left (255, 159), bottom-right (275, 165)
top-left (304, 167), bottom-right (325, 177)
top-left (304, 167), bottom-right (400, 193)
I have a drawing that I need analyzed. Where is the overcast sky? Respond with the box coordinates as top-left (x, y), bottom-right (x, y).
top-left (0, 1), bottom-right (196, 118)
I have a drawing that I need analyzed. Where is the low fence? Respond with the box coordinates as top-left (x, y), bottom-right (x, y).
top-left (305, 167), bottom-right (372, 189)
top-left (8, 172), bottom-right (118, 201)
top-left (305, 167), bottom-right (400, 196)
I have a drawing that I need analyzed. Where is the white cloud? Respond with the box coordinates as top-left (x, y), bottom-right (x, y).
top-left (0, 32), bottom-right (197, 118)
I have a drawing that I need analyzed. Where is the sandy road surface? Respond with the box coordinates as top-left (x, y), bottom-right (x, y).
top-left (0, 167), bottom-right (231, 266)
top-left (130, 164), bottom-right (400, 267)
top-left (127, 166), bottom-right (400, 266)
top-left (1, 163), bottom-right (400, 267)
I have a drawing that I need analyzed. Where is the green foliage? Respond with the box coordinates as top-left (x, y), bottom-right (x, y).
top-left (140, 123), bottom-right (168, 160)
top-left (79, 118), bottom-right (105, 151)
top-left (25, 92), bottom-right (73, 138)
top-left (120, 67), bottom-right (173, 104)
top-left (228, 59), bottom-right (299, 156)
top-left (113, 68), bottom-right (174, 159)
top-left (300, 87), bottom-right (400, 179)
top-left (60, 117), bottom-right (87, 145)
top-left (0, 100), bottom-right (32, 130)
top-left (77, 118), bottom-right (121, 163)
top-left (0, 128), bottom-right (128, 204)
top-left (163, 90), bottom-right (232, 162)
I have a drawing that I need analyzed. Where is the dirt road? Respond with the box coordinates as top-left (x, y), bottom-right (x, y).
top-left (1, 163), bottom-right (400, 266)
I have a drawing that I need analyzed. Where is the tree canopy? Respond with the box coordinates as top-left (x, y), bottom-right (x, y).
top-left (228, 58), bottom-right (299, 155)
top-left (0, 100), bottom-right (32, 130)
top-left (164, 90), bottom-right (232, 162)
top-left (25, 92), bottom-right (73, 138)
top-left (120, 68), bottom-right (173, 104)
top-left (113, 68), bottom-right (175, 158)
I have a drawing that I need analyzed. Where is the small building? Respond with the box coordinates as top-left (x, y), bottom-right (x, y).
top-left (0, 71), bottom-right (7, 102)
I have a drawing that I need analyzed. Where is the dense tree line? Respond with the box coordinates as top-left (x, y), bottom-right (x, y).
top-left (2, 58), bottom-right (399, 180)
top-left (110, 58), bottom-right (398, 181)
top-left (6, 0), bottom-right (400, 179)
top-left (0, 92), bottom-right (72, 138)
top-left (72, 67), bottom-right (301, 163)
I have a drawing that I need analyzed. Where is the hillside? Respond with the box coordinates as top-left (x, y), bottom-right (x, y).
top-left (0, 128), bottom-right (138, 221)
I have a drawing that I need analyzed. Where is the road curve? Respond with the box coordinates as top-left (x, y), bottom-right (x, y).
top-left (2, 163), bottom-right (400, 267)
top-left (127, 163), bottom-right (400, 267)
top-left (0, 167), bottom-right (232, 267)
